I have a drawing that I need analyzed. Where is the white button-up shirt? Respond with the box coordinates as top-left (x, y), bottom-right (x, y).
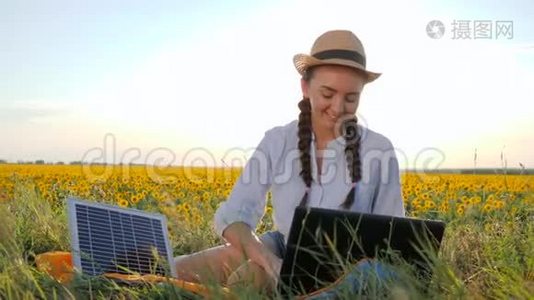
top-left (214, 120), bottom-right (405, 244)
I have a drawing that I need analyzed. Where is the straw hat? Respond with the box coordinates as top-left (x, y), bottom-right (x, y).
top-left (293, 30), bottom-right (381, 83)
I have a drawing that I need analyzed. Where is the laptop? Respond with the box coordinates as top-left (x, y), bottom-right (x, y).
top-left (278, 206), bottom-right (446, 295)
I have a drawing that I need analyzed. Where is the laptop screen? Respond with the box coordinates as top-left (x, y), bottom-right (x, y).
top-left (278, 206), bottom-right (446, 295)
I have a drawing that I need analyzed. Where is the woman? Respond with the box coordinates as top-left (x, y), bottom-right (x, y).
top-left (174, 29), bottom-right (405, 291)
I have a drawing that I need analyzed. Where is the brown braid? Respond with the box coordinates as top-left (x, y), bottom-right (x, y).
top-left (340, 116), bottom-right (362, 209)
top-left (297, 67), bottom-right (362, 209)
top-left (297, 97), bottom-right (313, 206)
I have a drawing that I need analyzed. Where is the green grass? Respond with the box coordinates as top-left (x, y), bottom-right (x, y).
top-left (0, 180), bottom-right (533, 299)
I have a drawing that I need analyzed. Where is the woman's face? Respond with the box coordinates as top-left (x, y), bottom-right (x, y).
top-left (301, 65), bottom-right (366, 137)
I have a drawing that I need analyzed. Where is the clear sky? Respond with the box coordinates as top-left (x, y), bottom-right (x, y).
top-left (1, 0), bottom-right (533, 170)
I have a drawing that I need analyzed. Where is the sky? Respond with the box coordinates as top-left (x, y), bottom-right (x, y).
top-left (1, 0), bottom-right (533, 170)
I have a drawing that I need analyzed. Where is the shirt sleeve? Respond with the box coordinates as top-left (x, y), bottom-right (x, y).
top-left (370, 143), bottom-right (406, 217)
top-left (213, 130), bottom-right (274, 238)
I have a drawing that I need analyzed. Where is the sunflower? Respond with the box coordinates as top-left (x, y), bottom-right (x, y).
top-left (131, 195), bottom-right (141, 204)
top-left (118, 199), bottom-right (129, 208)
top-left (482, 203), bottom-right (493, 213)
top-left (456, 203), bottom-right (466, 215)
top-left (494, 200), bottom-right (505, 210)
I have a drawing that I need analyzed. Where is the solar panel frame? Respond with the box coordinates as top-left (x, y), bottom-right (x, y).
top-left (67, 197), bottom-right (177, 278)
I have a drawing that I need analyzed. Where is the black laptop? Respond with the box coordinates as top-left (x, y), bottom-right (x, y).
top-left (278, 206), bottom-right (446, 295)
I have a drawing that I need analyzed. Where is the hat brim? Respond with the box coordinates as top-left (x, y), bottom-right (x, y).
top-left (293, 54), bottom-right (381, 83)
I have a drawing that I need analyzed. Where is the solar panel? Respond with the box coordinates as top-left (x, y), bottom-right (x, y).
top-left (67, 197), bottom-right (177, 278)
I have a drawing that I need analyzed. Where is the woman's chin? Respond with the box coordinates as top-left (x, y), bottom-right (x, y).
top-left (325, 118), bottom-right (337, 128)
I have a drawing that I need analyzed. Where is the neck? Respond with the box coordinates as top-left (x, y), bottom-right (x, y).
top-left (312, 124), bottom-right (336, 150)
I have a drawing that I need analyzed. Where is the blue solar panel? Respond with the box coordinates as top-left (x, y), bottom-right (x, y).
top-left (67, 197), bottom-right (177, 278)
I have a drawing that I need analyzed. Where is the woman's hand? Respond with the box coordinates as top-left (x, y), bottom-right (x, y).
top-left (227, 257), bottom-right (282, 291)
top-left (222, 222), bottom-right (282, 288)
top-left (243, 240), bottom-right (282, 284)
top-left (227, 243), bottom-right (282, 291)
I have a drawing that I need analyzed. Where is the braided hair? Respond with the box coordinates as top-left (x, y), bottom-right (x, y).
top-left (298, 68), bottom-right (362, 209)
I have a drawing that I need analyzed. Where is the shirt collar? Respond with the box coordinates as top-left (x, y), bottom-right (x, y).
top-left (311, 131), bottom-right (349, 149)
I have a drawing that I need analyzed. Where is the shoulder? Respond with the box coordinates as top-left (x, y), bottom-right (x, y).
top-left (262, 120), bottom-right (298, 145)
top-left (359, 125), bottom-right (395, 151)
top-left (255, 120), bottom-right (298, 164)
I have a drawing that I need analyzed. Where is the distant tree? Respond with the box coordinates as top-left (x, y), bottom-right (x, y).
top-left (0, 159), bottom-right (7, 164)
top-left (35, 160), bottom-right (45, 165)
top-left (70, 161), bottom-right (82, 165)
top-left (56, 161), bottom-right (65, 165)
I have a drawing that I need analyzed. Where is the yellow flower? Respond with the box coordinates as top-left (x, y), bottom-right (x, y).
top-left (183, 203), bottom-right (191, 213)
top-left (494, 200), bottom-right (505, 210)
top-left (456, 203), bottom-right (466, 215)
top-left (412, 197), bottom-right (423, 207)
top-left (424, 200), bottom-right (436, 210)
top-left (131, 195), bottom-right (141, 204)
top-left (192, 213), bottom-right (202, 225)
top-left (414, 204), bottom-right (424, 212)
top-left (118, 199), bottom-right (129, 208)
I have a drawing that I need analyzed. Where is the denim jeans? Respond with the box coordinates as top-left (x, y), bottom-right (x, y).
top-left (259, 230), bottom-right (286, 259)
top-left (304, 259), bottom-right (398, 299)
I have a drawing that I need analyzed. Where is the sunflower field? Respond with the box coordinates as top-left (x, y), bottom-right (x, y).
top-left (0, 163), bottom-right (532, 299)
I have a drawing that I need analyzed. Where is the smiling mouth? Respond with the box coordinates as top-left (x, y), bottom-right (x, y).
top-left (326, 113), bottom-right (338, 122)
